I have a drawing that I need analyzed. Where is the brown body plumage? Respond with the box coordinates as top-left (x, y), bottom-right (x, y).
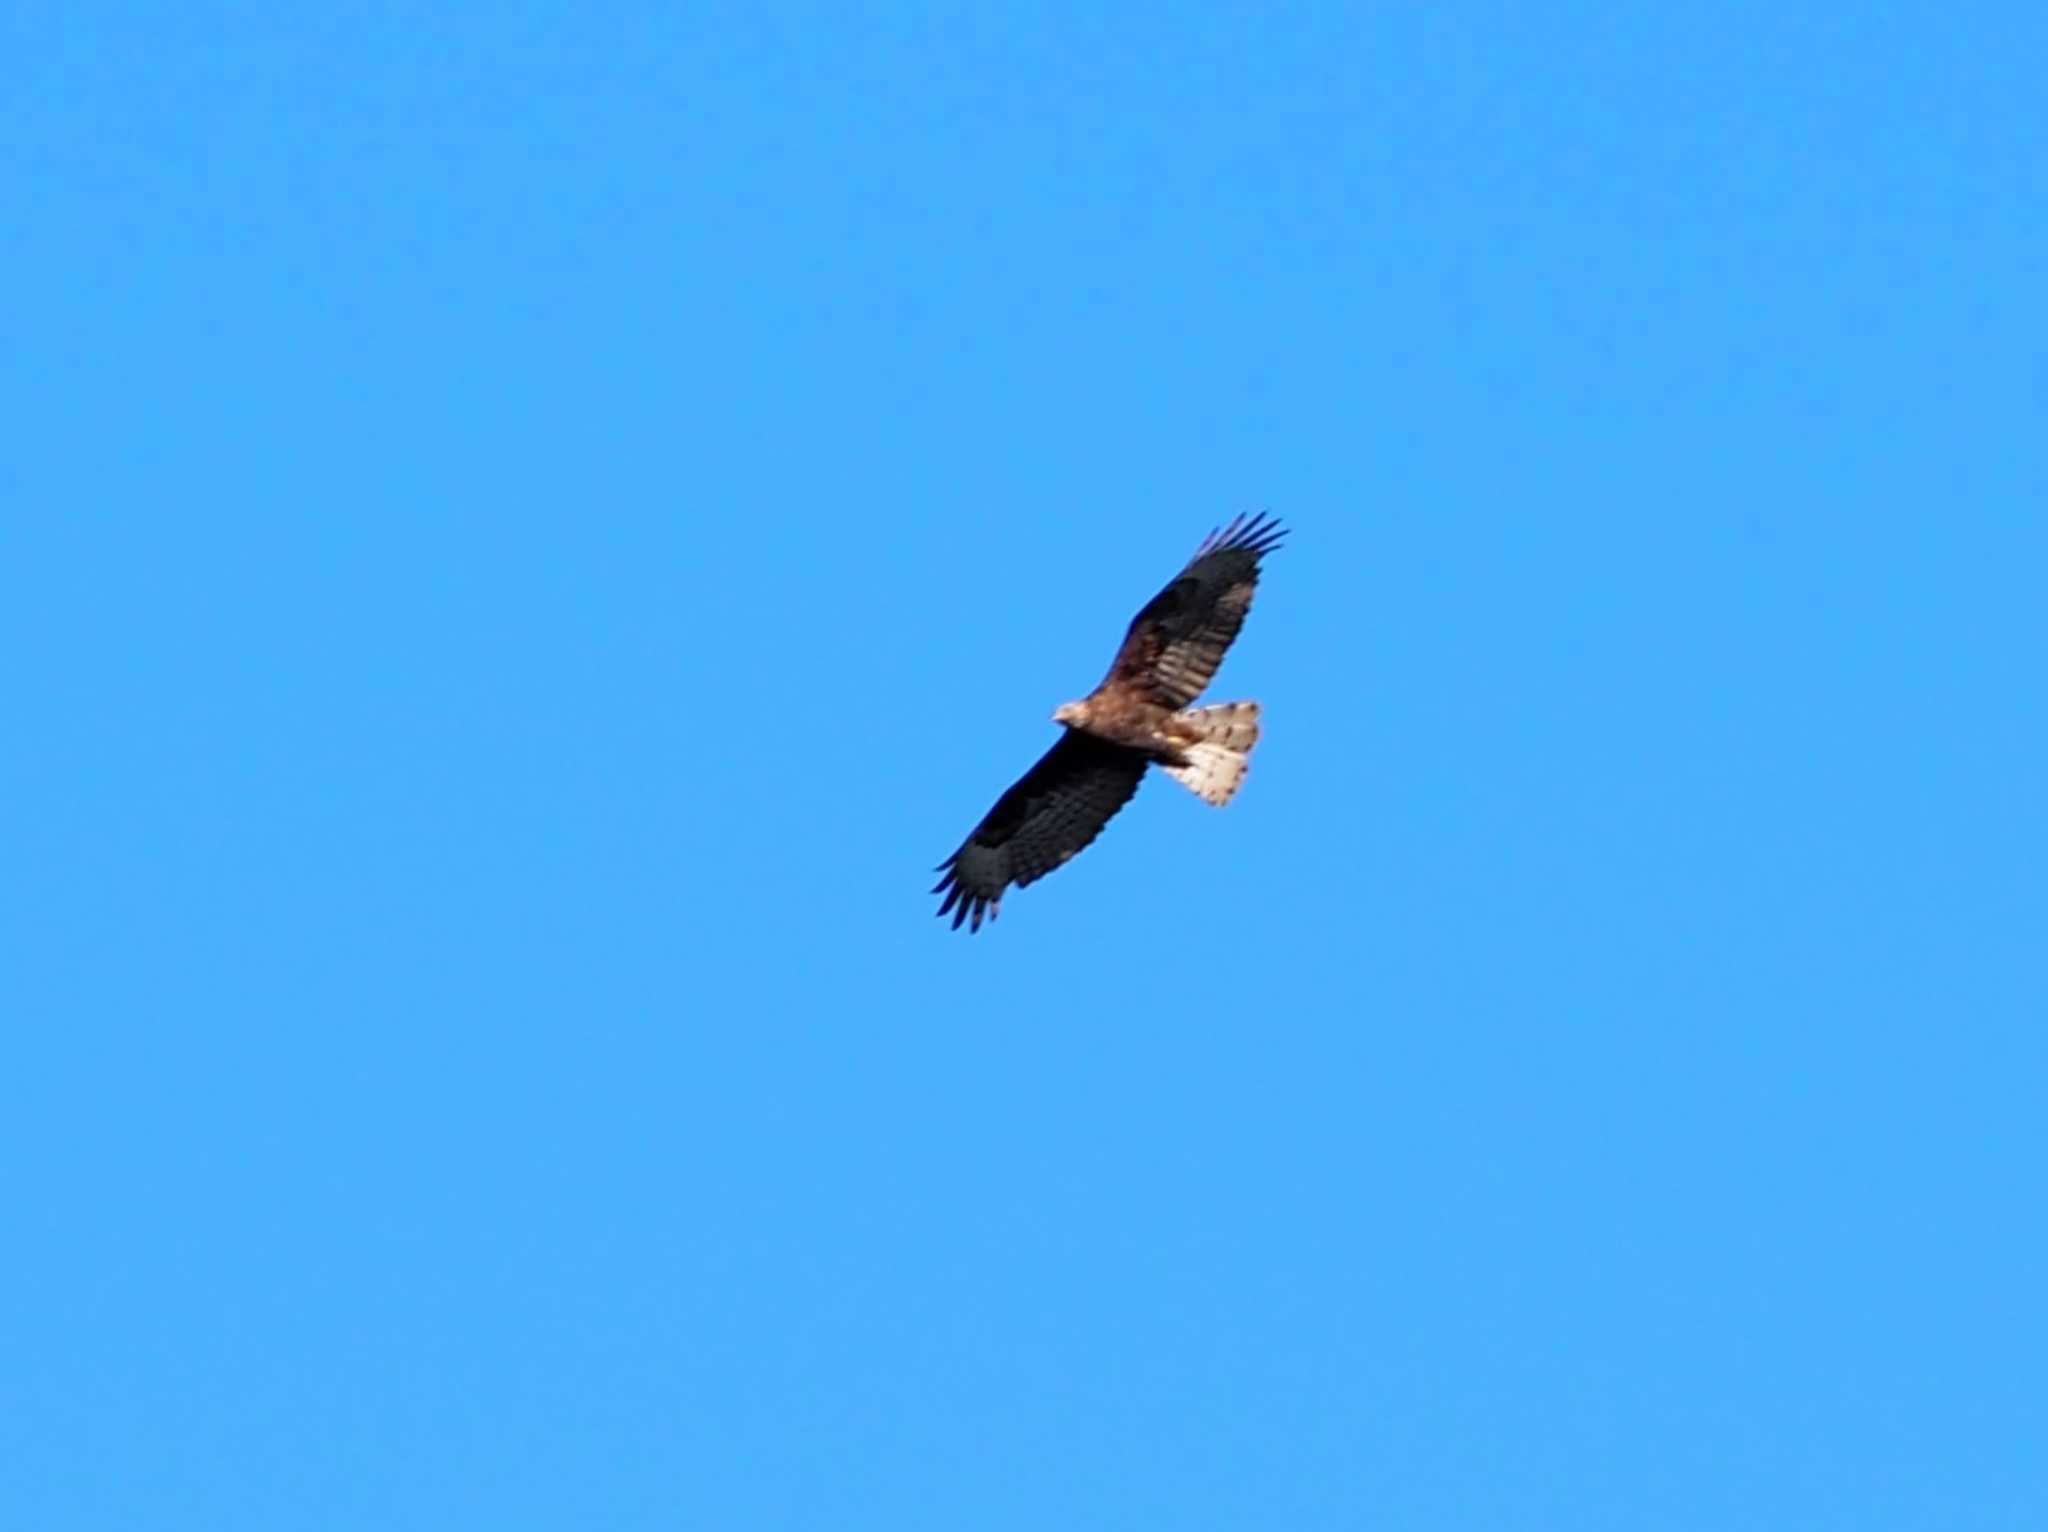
top-left (1048, 690), bottom-right (1172, 752)
top-left (933, 513), bottom-right (1285, 932)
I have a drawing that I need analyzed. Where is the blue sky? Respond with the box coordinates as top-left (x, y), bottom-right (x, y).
top-left (7, 3), bottom-right (2044, 1526)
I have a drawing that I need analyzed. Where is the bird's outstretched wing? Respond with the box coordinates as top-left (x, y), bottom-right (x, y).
top-left (933, 732), bottom-right (1150, 932)
top-left (1100, 512), bottom-right (1286, 709)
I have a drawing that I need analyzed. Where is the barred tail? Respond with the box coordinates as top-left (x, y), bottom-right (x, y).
top-left (1162, 701), bottom-right (1260, 806)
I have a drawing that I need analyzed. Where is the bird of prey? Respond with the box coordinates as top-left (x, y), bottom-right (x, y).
top-left (934, 513), bottom-right (1285, 932)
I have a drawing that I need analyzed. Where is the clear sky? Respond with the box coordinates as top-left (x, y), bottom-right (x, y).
top-left (8, 3), bottom-right (2044, 1527)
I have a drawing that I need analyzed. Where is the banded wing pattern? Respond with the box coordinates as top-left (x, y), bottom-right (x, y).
top-left (1105, 511), bottom-right (1287, 709)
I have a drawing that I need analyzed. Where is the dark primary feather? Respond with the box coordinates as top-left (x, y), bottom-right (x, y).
top-left (932, 731), bottom-right (1150, 932)
top-left (1105, 511), bottom-right (1287, 708)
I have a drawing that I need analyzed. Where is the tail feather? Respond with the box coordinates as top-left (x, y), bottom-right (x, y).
top-left (1162, 702), bottom-right (1260, 806)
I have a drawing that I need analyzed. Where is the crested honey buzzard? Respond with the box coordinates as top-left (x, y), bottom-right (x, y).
top-left (934, 513), bottom-right (1286, 932)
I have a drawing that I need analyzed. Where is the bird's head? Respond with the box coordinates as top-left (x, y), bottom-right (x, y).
top-left (1051, 700), bottom-right (1088, 728)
